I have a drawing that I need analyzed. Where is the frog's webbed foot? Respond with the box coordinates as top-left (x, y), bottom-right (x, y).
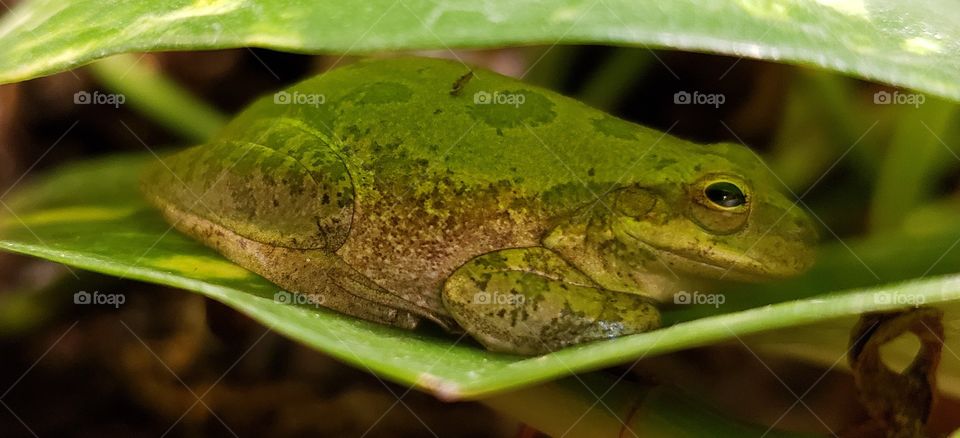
top-left (442, 247), bottom-right (661, 355)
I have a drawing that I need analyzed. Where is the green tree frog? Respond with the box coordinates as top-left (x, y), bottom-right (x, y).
top-left (142, 57), bottom-right (816, 355)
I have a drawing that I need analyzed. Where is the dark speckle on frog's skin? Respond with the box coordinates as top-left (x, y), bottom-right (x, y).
top-left (142, 57), bottom-right (816, 355)
top-left (653, 158), bottom-right (678, 170)
top-left (591, 115), bottom-right (639, 141)
top-left (467, 89), bottom-right (556, 129)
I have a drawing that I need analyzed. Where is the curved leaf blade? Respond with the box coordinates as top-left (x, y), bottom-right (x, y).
top-left (2, 154), bottom-right (960, 399)
top-left (0, 0), bottom-right (958, 101)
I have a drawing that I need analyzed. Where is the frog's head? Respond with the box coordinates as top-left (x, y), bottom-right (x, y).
top-left (602, 142), bottom-right (817, 283)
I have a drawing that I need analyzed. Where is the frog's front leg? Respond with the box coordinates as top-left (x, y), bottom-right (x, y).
top-left (442, 247), bottom-right (660, 354)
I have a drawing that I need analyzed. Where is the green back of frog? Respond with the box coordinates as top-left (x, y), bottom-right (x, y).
top-left (214, 57), bottom-right (771, 215)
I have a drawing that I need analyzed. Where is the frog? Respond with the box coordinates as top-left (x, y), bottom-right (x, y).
top-left (141, 56), bottom-right (816, 355)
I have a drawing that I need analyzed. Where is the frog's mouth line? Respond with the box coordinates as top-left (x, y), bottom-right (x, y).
top-left (657, 249), bottom-right (771, 282)
top-left (625, 231), bottom-right (772, 281)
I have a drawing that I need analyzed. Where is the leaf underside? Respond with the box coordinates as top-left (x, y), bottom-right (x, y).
top-left (0, 0), bottom-right (958, 103)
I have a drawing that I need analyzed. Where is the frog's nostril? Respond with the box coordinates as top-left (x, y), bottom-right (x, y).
top-left (791, 217), bottom-right (818, 245)
top-left (805, 223), bottom-right (820, 245)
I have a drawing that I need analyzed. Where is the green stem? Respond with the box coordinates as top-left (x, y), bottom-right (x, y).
top-left (523, 45), bottom-right (580, 90)
top-left (577, 47), bottom-right (652, 111)
top-left (482, 374), bottom-right (820, 437)
top-left (88, 53), bottom-right (227, 142)
top-left (869, 96), bottom-right (957, 233)
top-left (769, 71), bottom-right (877, 192)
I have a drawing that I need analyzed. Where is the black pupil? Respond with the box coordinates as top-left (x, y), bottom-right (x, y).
top-left (705, 182), bottom-right (746, 208)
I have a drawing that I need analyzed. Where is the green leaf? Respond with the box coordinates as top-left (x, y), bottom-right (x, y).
top-left (1, 0), bottom-right (959, 101)
top-left (2, 153), bottom-right (960, 399)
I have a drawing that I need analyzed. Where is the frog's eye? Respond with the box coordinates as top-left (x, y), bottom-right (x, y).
top-left (689, 175), bottom-right (751, 235)
top-left (704, 181), bottom-right (746, 209)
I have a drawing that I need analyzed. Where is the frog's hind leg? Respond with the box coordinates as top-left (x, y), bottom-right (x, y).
top-left (157, 199), bottom-right (446, 330)
top-left (261, 246), bottom-right (460, 331)
top-left (144, 120), bottom-right (452, 330)
top-left (442, 247), bottom-right (661, 354)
